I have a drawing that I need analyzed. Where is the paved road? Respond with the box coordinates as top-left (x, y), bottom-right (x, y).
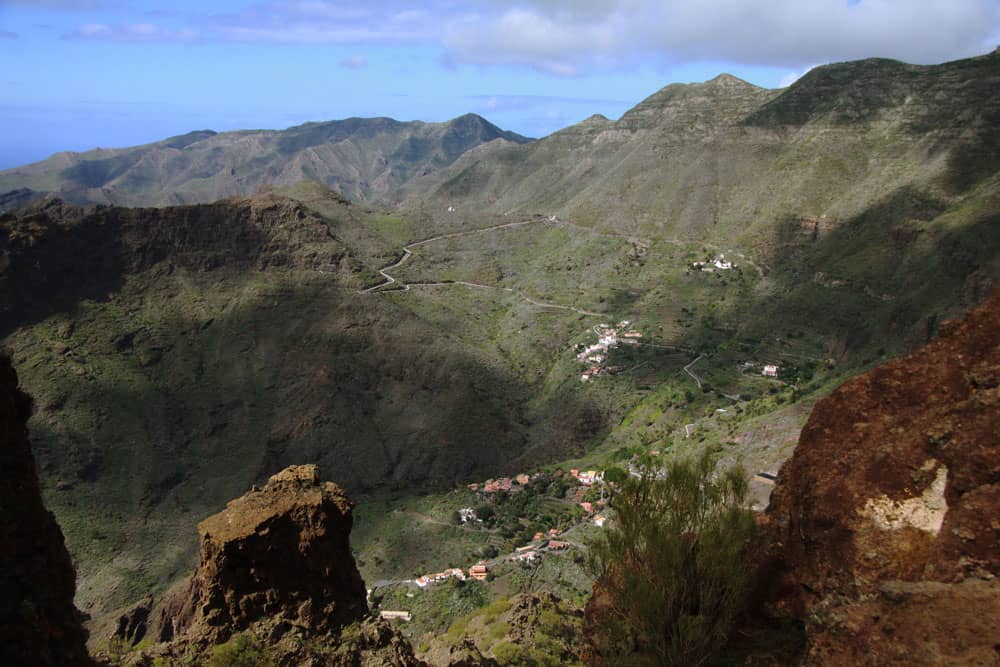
top-left (683, 354), bottom-right (704, 388)
top-left (361, 219), bottom-right (541, 293)
top-left (361, 218), bottom-right (608, 317)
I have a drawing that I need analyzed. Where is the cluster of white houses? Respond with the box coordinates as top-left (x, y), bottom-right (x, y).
top-left (691, 254), bottom-right (736, 272)
top-left (570, 468), bottom-right (601, 485)
top-left (578, 321), bottom-right (643, 381)
top-left (415, 567), bottom-right (466, 588)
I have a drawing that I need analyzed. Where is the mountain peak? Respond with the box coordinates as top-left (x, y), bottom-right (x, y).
top-left (706, 72), bottom-right (756, 89)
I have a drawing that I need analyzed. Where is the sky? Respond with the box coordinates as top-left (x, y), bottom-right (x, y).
top-left (1, 1), bottom-right (998, 169)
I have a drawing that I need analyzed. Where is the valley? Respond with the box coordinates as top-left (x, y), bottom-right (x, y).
top-left (0, 50), bottom-right (998, 663)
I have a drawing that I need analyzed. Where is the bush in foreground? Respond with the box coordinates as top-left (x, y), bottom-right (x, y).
top-left (586, 451), bottom-right (760, 666)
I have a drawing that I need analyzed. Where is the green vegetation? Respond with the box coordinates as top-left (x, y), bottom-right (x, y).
top-left (424, 593), bottom-right (584, 667)
top-left (586, 452), bottom-right (760, 666)
top-left (208, 633), bottom-right (275, 667)
top-left (1, 51), bottom-right (997, 643)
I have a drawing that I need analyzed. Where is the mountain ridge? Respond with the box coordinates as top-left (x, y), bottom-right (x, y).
top-left (0, 113), bottom-right (531, 209)
top-left (400, 50), bottom-right (999, 242)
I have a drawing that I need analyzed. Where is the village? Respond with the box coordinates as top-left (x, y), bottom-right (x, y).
top-left (576, 320), bottom-right (643, 381)
top-left (378, 467), bottom-right (610, 610)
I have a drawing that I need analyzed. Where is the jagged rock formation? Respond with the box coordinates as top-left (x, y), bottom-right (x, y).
top-left (184, 464), bottom-right (368, 642)
top-left (0, 353), bottom-right (92, 666)
top-left (117, 464), bottom-right (422, 666)
top-left (763, 286), bottom-right (1000, 664)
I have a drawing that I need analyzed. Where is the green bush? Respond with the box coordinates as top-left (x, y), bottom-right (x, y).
top-left (208, 633), bottom-right (274, 667)
top-left (489, 622), bottom-right (510, 639)
top-left (492, 641), bottom-right (528, 665)
top-left (586, 451), bottom-right (760, 666)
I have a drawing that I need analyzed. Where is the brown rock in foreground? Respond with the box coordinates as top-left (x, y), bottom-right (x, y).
top-left (118, 464), bottom-right (423, 666)
top-left (763, 286), bottom-right (1000, 664)
top-left (177, 464), bottom-right (369, 644)
top-left (0, 354), bottom-right (92, 666)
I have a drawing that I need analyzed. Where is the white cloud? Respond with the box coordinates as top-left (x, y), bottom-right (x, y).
top-left (59, 0), bottom-right (1000, 75)
top-left (442, 0), bottom-right (1000, 75)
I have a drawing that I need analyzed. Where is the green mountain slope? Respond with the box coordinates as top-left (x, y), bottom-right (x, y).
top-left (0, 113), bottom-right (531, 208)
top-left (0, 51), bottom-right (997, 647)
top-left (404, 53), bottom-right (999, 242)
top-left (1, 187), bottom-right (608, 622)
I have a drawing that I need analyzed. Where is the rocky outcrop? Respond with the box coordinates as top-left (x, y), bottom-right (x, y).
top-left (175, 464), bottom-right (368, 644)
top-left (763, 286), bottom-right (1000, 664)
top-left (118, 464), bottom-right (422, 665)
top-left (0, 353), bottom-right (92, 666)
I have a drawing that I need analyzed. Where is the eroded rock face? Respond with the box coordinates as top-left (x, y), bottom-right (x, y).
top-left (116, 465), bottom-right (425, 665)
top-left (180, 464), bottom-right (368, 644)
top-left (0, 354), bottom-right (92, 666)
top-left (764, 286), bottom-right (1000, 664)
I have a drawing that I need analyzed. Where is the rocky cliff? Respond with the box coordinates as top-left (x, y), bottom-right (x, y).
top-left (763, 286), bottom-right (1000, 664)
top-left (0, 192), bottom-right (363, 338)
top-left (0, 353), bottom-right (92, 666)
top-left (117, 464), bottom-right (421, 666)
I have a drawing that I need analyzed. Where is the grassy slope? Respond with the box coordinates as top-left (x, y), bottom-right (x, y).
top-left (0, 52), bottom-right (997, 647)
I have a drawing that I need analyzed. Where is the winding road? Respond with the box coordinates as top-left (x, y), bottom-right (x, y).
top-left (361, 216), bottom-right (750, 402)
top-left (360, 218), bottom-right (608, 317)
top-left (683, 355), bottom-right (705, 388)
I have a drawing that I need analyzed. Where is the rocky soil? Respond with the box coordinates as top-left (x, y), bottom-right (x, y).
top-left (763, 286), bottom-right (1000, 664)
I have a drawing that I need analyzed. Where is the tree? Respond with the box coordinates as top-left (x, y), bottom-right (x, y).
top-left (602, 466), bottom-right (628, 486)
top-left (585, 451), bottom-right (760, 666)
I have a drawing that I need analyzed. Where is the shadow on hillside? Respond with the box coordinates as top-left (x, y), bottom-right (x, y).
top-left (733, 184), bottom-right (1000, 360)
top-left (17, 258), bottom-right (606, 615)
top-left (0, 201), bottom-right (285, 340)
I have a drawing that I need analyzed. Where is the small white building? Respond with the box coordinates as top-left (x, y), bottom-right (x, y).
top-left (380, 611), bottom-right (412, 621)
top-left (713, 254), bottom-right (734, 270)
top-left (762, 364), bottom-right (779, 378)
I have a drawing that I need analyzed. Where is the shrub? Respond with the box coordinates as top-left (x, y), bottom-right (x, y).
top-left (489, 622), bottom-right (510, 639)
top-left (208, 633), bottom-right (274, 667)
top-left (586, 451), bottom-right (760, 666)
top-left (492, 641), bottom-right (528, 665)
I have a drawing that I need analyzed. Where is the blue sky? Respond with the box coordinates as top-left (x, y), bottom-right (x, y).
top-left (1, 0), bottom-right (998, 169)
